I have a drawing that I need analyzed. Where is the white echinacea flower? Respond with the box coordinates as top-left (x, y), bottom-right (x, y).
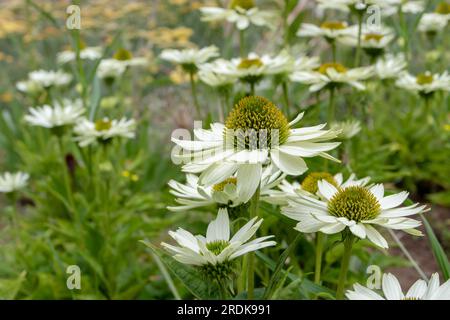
top-left (347, 273), bottom-right (450, 300)
top-left (297, 21), bottom-right (356, 42)
top-left (418, 13), bottom-right (448, 33)
top-left (74, 117), bottom-right (136, 147)
top-left (200, 0), bottom-right (276, 30)
top-left (211, 52), bottom-right (295, 86)
top-left (264, 172), bottom-right (369, 205)
top-left (162, 208), bottom-right (276, 276)
top-left (396, 71), bottom-right (450, 96)
top-left (290, 62), bottom-right (373, 92)
top-left (18, 70), bottom-right (72, 89)
top-left (57, 46), bottom-right (102, 64)
top-left (168, 166), bottom-right (285, 212)
top-left (339, 25), bottom-right (395, 57)
top-left (282, 178), bottom-right (427, 248)
top-left (24, 99), bottom-right (85, 130)
top-left (172, 96), bottom-right (340, 200)
top-left (160, 46), bottom-right (219, 73)
top-left (374, 54), bottom-right (407, 80)
top-left (0, 172), bottom-right (29, 193)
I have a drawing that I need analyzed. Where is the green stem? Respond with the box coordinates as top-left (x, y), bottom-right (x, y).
top-left (314, 232), bottom-right (325, 284)
top-left (57, 136), bottom-right (75, 212)
top-left (239, 29), bottom-right (245, 58)
top-left (331, 41), bottom-right (337, 62)
top-left (354, 13), bottom-right (363, 67)
top-left (398, 6), bottom-right (409, 64)
top-left (328, 87), bottom-right (336, 124)
top-left (189, 72), bottom-right (201, 117)
top-left (217, 277), bottom-right (230, 300)
top-left (336, 234), bottom-right (354, 300)
top-left (247, 187), bottom-right (260, 300)
top-left (281, 81), bottom-right (290, 119)
top-left (250, 82), bottom-right (255, 96)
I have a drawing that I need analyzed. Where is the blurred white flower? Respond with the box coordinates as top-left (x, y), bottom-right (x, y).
top-left (200, 2), bottom-right (276, 30)
top-left (418, 13), bottom-right (448, 33)
top-left (0, 172), bottom-right (29, 193)
top-left (57, 46), bottom-right (102, 64)
top-left (19, 70), bottom-right (72, 89)
top-left (396, 71), bottom-right (450, 95)
top-left (339, 25), bottom-right (395, 55)
top-left (24, 99), bottom-right (85, 129)
top-left (383, 0), bottom-right (425, 15)
top-left (162, 208), bottom-right (276, 269)
top-left (297, 21), bottom-right (356, 41)
top-left (316, 0), bottom-right (394, 13)
top-left (347, 273), bottom-right (450, 300)
top-left (330, 119), bottom-right (362, 139)
top-left (97, 59), bottom-right (127, 80)
top-left (210, 52), bottom-right (295, 84)
top-left (374, 54), bottom-right (407, 80)
top-left (290, 62), bottom-right (373, 92)
top-left (74, 117), bottom-right (136, 147)
top-left (160, 46), bottom-right (219, 73)
top-left (168, 166), bottom-right (285, 211)
top-left (282, 179), bottom-right (427, 248)
top-left (16, 79), bottom-right (44, 95)
top-left (198, 61), bottom-right (238, 87)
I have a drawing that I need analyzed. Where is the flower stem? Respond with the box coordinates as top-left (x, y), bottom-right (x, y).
top-left (314, 232), bottom-right (325, 284)
top-left (250, 82), bottom-right (255, 95)
top-left (247, 186), bottom-right (260, 299)
top-left (328, 87), bottom-right (336, 124)
top-left (354, 13), bottom-right (363, 67)
top-left (239, 29), bottom-right (245, 58)
top-left (57, 136), bottom-right (75, 212)
top-left (331, 41), bottom-right (337, 62)
top-left (281, 81), bottom-right (290, 119)
top-left (336, 234), bottom-right (354, 300)
top-left (189, 71), bottom-right (201, 117)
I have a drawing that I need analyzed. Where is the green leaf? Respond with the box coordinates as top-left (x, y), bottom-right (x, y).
top-left (421, 214), bottom-right (450, 280)
top-left (141, 241), bottom-right (219, 299)
top-left (263, 234), bottom-right (300, 299)
top-left (0, 271), bottom-right (27, 300)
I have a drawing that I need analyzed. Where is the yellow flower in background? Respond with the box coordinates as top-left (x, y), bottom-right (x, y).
top-left (144, 27), bottom-right (194, 48)
top-left (170, 66), bottom-right (193, 84)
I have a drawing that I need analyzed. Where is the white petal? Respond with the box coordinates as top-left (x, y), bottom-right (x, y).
top-left (382, 273), bottom-right (404, 300)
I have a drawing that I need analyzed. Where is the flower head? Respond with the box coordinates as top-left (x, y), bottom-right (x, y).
top-left (172, 96), bottom-right (340, 202)
top-left (374, 54), bottom-right (407, 80)
top-left (162, 208), bottom-right (276, 278)
top-left (74, 117), bottom-right (136, 147)
top-left (282, 177), bottom-right (427, 248)
top-left (160, 46), bottom-right (219, 73)
top-left (18, 70), bottom-right (72, 90)
top-left (396, 71), bottom-right (450, 96)
top-left (24, 99), bottom-right (85, 131)
top-left (347, 273), bottom-right (450, 300)
top-left (0, 172), bottom-right (29, 193)
top-left (57, 46), bottom-right (102, 64)
top-left (291, 61), bottom-right (373, 92)
top-left (297, 21), bottom-right (355, 42)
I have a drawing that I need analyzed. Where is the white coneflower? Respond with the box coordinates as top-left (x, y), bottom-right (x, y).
top-left (172, 96), bottom-right (340, 201)
top-left (374, 54), bottom-right (407, 80)
top-left (16, 79), bottom-right (44, 95)
top-left (198, 61), bottom-right (238, 88)
top-left (200, 0), bottom-right (276, 30)
top-left (160, 46), bottom-right (219, 74)
top-left (290, 62), bottom-right (373, 92)
top-left (0, 172), bottom-right (29, 193)
top-left (330, 119), bottom-right (362, 140)
top-left (57, 46), bottom-right (102, 64)
top-left (211, 52), bottom-right (295, 88)
top-left (73, 117), bottom-right (136, 147)
top-left (264, 172), bottom-right (369, 205)
top-left (418, 13), bottom-right (448, 34)
top-left (19, 70), bottom-right (72, 89)
top-left (112, 48), bottom-right (148, 67)
top-left (339, 25), bottom-right (395, 57)
top-left (316, 0), bottom-right (394, 13)
top-left (347, 273), bottom-right (450, 300)
top-left (396, 71), bottom-right (450, 96)
top-left (282, 179), bottom-right (427, 248)
top-left (168, 166), bottom-right (284, 211)
top-left (97, 59), bottom-right (127, 81)
top-left (383, 0), bottom-right (425, 15)
top-left (297, 21), bottom-right (356, 42)
top-left (24, 99), bottom-right (85, 133)
top-left (162, 208), bottom-right (276, 278)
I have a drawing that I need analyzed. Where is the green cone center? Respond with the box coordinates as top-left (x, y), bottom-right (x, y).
top-left (230, 0), bottom-right (255, 10)
top-left (301, 172), bottom-right (338, 194)
top-left (328, 186), bottom-right (381, 222)
top-left (95, 119), bottom-right (112, 131)
top-left (206, 240), bottom-right (230, 255)
top-left (225, 96), bottom-right (290, 149)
